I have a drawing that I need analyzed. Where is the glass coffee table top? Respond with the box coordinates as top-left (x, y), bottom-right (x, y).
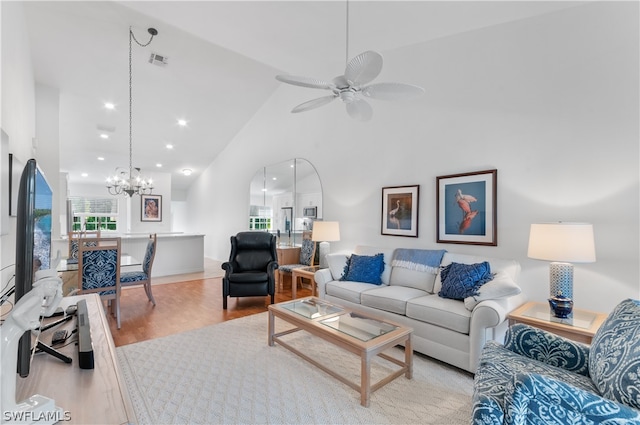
top-left (281, 298), bottom-right (344, 319)
top-left (321, 312), bottom-right (399, 342)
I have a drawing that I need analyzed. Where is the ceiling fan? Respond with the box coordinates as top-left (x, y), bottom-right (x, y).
top-left (275, 2), bottom-right (424, 121)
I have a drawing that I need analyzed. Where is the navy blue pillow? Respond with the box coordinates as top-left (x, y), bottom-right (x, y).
top-left (340, 253), bottom-right (385, 285)
top-left (438, 261), bottom-right (493, 300)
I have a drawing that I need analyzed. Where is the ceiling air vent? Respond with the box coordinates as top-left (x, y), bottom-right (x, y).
top-left (149, 53), bottom-right (168, 67)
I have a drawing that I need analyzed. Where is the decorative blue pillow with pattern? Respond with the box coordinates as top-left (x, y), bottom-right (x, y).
top-left (438, 261), bottom-right (493, 300)
top-left (340, 253), bottom-right (385, 285)
top-left (589, 298), bottom-right (640, 410)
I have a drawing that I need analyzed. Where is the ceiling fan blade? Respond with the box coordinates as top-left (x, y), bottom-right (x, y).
top-left (345, 98), bottom-right (373, 121)
top-left (345, 51), bottom-right (383, 86)
top-left (291, 95), bottom-right (337, 113)
top-left (276, 75), bottom-right (334, 90)
top-left (361, 83), bottom-right (425, 100)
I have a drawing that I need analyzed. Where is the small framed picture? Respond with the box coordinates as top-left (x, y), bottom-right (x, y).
top-left (436, 169), bottom-right (497, 246)
top-left (381, 185), bottom-right (419, 237)
top-left (141, 194), bottom-right (162, 222)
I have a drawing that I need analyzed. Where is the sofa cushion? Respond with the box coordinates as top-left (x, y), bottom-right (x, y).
top-left (325, 280), bottom-right (377, 305)
top-left (438, 261), bottom-right (493, 300)
top-left (463, 271), bottom-right (521, 310)
top-left (354, 246), bottom-right (395, 285)
top-left (340, 253), bottom-right (384, 285)
top-left (406, 295), bottom-right (472, 334)
top-left (389, 267), bottom-right (437, 293)
top-left (589, 298), bottom-right (640, 409)
top-left (360, 286), bottom-right (428, 315)
top-left (326, 253), bottom-right (349, 281)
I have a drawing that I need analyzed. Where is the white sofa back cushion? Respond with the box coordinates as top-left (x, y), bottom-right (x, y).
top-left (326, 253), bottom-right (349, 281)
top-left (390, 267), bottom-right (437, 293)
top-left (434, 252), bottom-right (521, 294)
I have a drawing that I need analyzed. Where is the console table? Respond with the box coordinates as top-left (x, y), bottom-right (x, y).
top-left (15, 294), bottom-right (136, 424)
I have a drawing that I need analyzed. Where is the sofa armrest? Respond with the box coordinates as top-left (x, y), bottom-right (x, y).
top-left (504, 323), bottom-right (590, 376)
top-left (314, 269), bottom-right (334, 299)
top-left (505, 373), bottom-right (640, 423)
top-left (468, 298), bottom-right (518, 373)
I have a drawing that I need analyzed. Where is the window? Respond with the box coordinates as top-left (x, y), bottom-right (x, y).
top-left (68, 197), bottom-right (119, 232)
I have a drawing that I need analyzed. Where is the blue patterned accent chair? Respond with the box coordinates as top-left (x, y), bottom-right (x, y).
top-left (472, 299), bottom-right (640, 424)
top-left (120, 234), bottom-right (157, 306)
top-left (278, 232), bottom-right (316, 291)
top-left (78, 237), bottom-right (122, 329)
top-left (222, 231), bottom-right (278, 309)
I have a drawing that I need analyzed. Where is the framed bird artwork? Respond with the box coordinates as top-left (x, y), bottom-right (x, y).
top-left (381, 185), bottom-right (419, 237)
top-left (436, 169), bottom-right (497, 246)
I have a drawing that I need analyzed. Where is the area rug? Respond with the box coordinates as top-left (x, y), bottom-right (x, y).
top-left (116, 312), bottom-right (473, 424)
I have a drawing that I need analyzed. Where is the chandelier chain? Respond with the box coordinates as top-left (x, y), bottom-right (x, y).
top-left (106, 27), bottom-right (157, 197)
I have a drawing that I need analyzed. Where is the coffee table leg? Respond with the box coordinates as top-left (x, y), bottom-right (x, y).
top-left (268, 310), bottom-right (275, 346)
top-left (361, 352), bottom-right (371, 407)
top-left (405, 335), bottom-right (413, 379)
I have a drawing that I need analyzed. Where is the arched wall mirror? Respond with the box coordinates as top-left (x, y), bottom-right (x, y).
top-left (249, 158), bottom-right (322, 246)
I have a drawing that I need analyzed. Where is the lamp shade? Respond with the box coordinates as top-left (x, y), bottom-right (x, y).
top-left (527, 222), bottom-right (596, 263)
top-left (312, 221), bottom-right (340, 242)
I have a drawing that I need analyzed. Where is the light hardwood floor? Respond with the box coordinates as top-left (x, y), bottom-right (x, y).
top-left (107, 260), bottom-right (313, 347)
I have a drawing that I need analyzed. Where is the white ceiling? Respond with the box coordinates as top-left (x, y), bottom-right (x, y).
top-left (21, 1), bottom-right (583, 191)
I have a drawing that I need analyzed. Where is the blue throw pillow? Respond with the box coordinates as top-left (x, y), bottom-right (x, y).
top-left (340, 253), bottom-right (385, 285)
top-left (438, 261), bottom-right (493, 300)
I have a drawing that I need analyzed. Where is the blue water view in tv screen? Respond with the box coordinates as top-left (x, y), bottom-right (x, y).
top-left (33, 168), bottom-right (52, 271)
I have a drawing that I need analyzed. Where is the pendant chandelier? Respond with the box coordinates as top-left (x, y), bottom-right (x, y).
top-left (106, 26), bottom-right (158, 197)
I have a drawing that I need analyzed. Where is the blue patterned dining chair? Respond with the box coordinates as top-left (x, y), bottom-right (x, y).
top-left (68, 230), bottom-right (101, 261)
top-left (120, 234), bottom-right (157, 306)
top-left (77, 237), bottom-right (122, 329)
top-left (278, 231), bottom-right (316, 293)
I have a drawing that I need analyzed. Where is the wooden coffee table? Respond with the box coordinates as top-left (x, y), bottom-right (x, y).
top-left (268, 297), bottom-right (413, 407)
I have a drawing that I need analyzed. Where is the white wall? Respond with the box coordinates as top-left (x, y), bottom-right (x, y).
top-left (185, 2), bottom-right (639, 312)
top-left (67, 172), bottom-right (172, 234)
top-left (0, 2), bottom-right (37, 286)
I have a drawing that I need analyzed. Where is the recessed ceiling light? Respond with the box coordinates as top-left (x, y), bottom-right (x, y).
top-left (272, 177), bottom-right (277, 180)
top-left (156, 163), bottom-right (162, 168)
top-left (97, 157), bottom-right (104, 161)
top-left (182, 168), bottom-right (192, 176)
top-left (166, 144), bottom-right (173, 149)
top-left (81, 173), bottom-right (88, 177)
top-left (104, 102), bottom-right (115, 110)
top-left (177, 119), bottom-right (187, 127)
top-left (100, 134), bottom-right (109, 139)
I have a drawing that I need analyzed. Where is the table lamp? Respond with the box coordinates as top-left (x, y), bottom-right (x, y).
top-left (527, 222), bottom-right (596, 317)
top-left (312, 221), bottom-right (340, 268)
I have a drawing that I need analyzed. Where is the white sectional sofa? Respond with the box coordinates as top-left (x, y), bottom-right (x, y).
top-left (314, 245), bottom-right (526, 373)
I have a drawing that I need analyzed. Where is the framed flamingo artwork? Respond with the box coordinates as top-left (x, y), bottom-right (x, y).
top-left (436, 169), bottom-right (497, 246)
top-left (381, 185), bottom-right (419, 237)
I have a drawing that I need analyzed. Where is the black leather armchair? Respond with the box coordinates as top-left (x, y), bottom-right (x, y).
top-left (222, 231), bottom-right (279, 309)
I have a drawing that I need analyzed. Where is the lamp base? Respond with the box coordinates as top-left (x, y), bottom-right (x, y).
top-left (318, 241), bottom-right (330, 268)
top-left (549, 262), bottom-right (573, 299)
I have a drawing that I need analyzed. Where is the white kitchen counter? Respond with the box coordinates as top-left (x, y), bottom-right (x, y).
top-left (53, 232), bottom-right (204, 277)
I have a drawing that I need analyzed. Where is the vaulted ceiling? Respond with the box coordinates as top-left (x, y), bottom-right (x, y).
top-left (21, 1), bottom-right (582, 191)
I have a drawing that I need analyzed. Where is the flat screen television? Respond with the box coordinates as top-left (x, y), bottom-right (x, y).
top-left (14, 158), bottom-right (53, 377)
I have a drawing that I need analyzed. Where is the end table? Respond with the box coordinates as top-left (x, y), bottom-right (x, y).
top-left (508, 301), bottom-right (607, 344)
top-left (291, 266), bottom-right (322, 299)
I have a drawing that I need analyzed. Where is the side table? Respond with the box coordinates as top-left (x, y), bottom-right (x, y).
top-left (291, 266), bottom-right (322, 299)
top-left (508, 301), bottom-right (608, 344)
